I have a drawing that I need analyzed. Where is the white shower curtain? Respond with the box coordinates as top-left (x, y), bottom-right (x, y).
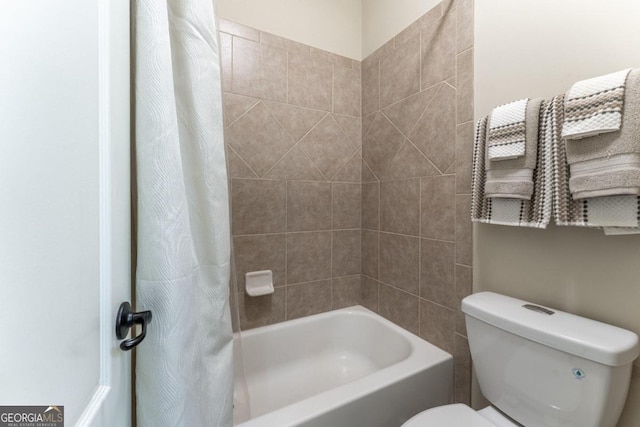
top-left (134, 0), bottom-right (233, 425)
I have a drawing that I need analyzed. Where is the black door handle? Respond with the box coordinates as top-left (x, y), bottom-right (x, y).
top-left (115, 302), bottom-right (152, 351)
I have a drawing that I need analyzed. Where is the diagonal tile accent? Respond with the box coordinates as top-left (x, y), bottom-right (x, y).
top-left (383, 141), bottom-right (440, 180)
top-left (225, 102), bottom-right (296, 176)
top-left (361, 159), bottom-right (379, 182)
top-left (331, 149), bottom-right (362, 182)
top-left (264, 145), bottom-right (325, 180)
top-left (225, 144), bottom-right (258, 178)
top-left (265, 101), bottom-right (326, 141)
top-left (224, 92), bottom-right (259, 126)
top-left (298, 115), bottom-right (356, 179)
top-left (382, 85), bottom-right (439, 136)
top-left (362, 112), bottom-right (405, 178)
top-left (362, 112), bottom-right (377, 139)
top-left (332, 114), bottom-right (362, 148)
top-left (409, 84), bottom-right (456, 173)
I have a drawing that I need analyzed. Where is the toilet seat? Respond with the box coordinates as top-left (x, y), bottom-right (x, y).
top-left (402, 404), bottom-right (496, 427)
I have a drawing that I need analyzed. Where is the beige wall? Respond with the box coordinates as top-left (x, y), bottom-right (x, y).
top-left (361, 0), bottom-right (440, 58)
top-left (216, 0), bottom-right (361, 59)
top-left (474, 1), bottom-right (640, 425)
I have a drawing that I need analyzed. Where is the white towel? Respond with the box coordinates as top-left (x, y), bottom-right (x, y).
top-left (487, 98), bottom-right (529, 160)
top-left (562, 68), bottom-right (632, 140)
top-left (471, 104), bottom-right (553, 229)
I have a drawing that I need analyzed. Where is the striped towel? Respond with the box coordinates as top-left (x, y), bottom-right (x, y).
top-left (487, 98), bottom-right (529, 160)
top-left (550, 94), bottom-right (640, 229)
top-left (471, 100), bottom-right (552, 228)
top-left (562, 68), bottom-right (632, 140)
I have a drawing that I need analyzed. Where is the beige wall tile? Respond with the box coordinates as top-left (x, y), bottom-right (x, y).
top-left (310, 47), bottom-right (354, 69)
top-left (334, 66), bottom-right (361, 117)
top-left (298, 115), bottom-right (356, 179)
top-left (223, 92), bottom-right (259, 127)
top-left (233, 234), bottom-right (286, 292)
top-left (332, 275), bottom-right (361, 309)
top-left (384, 141), bottom-right (440, 180)
top-left (225, 102), bottom-right (296, 176)
top-left (332, 230), bottom-right (361, 277)
top-left (420, 10), bottom-right (456, 89)
top-left (361, 63), bottom-right (380, 117)
top-left (231, 179), bottom-right (286, 235)
top-left (421, 175), bottom-right (456, 241)
top-left (333, 183), bottom-right (361, 229)
top-left (456, 0), bottom-right (474, 53)
top-left (455, 121), bottom-right (474, 194)
top-left (232, 37), bottom-right (287, 102)
top-left (287, 231), bottom-right (332, 283)
top-left (379, 284), bottom-right (419, 334)
top-left (454, 334), bottom-right (471, 405)
top-left (287, 181), bottom-right (331, 232)
top-left (239, 288), bottom-right (285, 330)
top-left (263, 102), bottom-right (326, 141)
top-left (286, 280), bottom-right (332, 319)
top-left (361, 229), bottom-right (379, 279)
top-left (410, 84), bottom-right (456, 172)
top-left (288, 53), bottom-right (333, 111)
top-left (361, 182), bottom-right (380, 230)
top-left (260, 31), bottom-right (310, 55)
top-left (362, 113), bottom-right (405, 178)
top-left (455, 195), bottom-right (472, 266)
top-left (225, 145), bottom-right (258, 179)
top-left (456, 48), bottom-right (474, 124)
top-left (360, 276), bottom-right (379, 312)
top-left (380, 179), bottom-right (420, 236)
top-left (362, 38), bottom-right (394, 71)
top-left (380, 35), bottom-right (421, 108)
top-left (331, 151), bottom-right (362, 183)
top-left (333, 114), bottom-right (362, 148)
top-left (419, 299), bottom-right (455, 353)
top-left (379, 232), bottom-right (420, 295)
top-left (455, 264), bottom-right (472, 336)
top-left (264, 146), bottom-right (325, 181)
top-left (420, 238), bottom-right (456, 308)
top-left (381, 85), bottom-right (439, 137)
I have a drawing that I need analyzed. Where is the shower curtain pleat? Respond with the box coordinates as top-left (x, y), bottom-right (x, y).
top-left (134, 0), bottom-right (233, 425)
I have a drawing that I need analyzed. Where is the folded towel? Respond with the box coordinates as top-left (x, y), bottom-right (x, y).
top-left (562, 68), bottom-right (632, 140)
top-left (550, 94), bottom-right (640, 228)
top-left (487, 98), bottom-right (530, 160)
top-left (565, 68), bottom-right (640, 198)
top-left (569, 153), bottom-right (640, 198)
top-left (484, 98), bottom-right (543, 199)
top-left (471, 102), bottom-right (553, 228)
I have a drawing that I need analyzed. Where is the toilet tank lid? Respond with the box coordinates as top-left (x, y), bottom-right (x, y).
top-left (462, 292), bottom-right (640, 366)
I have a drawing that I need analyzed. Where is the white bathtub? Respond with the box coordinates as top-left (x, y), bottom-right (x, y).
top-left (233, 305), bottom-right (453, 427)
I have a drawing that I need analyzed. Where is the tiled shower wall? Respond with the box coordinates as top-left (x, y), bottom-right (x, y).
top-left (219, 19), bottom-right (364, 329)
top-left (359, 0), bottom-right (474, 404)
top-left (221, 0), bottom-right (474, 405)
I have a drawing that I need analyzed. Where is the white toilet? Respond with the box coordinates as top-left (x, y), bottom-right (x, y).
top-left (403, 292), bottom-right (640, 427)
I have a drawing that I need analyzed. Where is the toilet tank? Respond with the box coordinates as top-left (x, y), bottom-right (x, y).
top-left (462, 292), bottom-right (639, 427)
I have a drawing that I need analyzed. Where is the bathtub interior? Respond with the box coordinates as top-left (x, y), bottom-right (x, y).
top-left (233, 306), bottom-right (416, 421)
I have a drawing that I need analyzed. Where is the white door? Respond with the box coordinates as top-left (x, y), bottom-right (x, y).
top-left (0, 0), bottom-right (132, 426)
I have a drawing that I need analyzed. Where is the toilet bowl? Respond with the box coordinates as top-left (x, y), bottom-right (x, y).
top-left (402, 292), bottom-right (640, 427)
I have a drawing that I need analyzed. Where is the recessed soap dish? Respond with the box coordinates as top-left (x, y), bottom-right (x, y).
top-left (245, 270), bottom-right (274, 297)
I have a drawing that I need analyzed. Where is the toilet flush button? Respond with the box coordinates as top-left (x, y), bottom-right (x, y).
top-left (572, 368), bottom-right (586, 380)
